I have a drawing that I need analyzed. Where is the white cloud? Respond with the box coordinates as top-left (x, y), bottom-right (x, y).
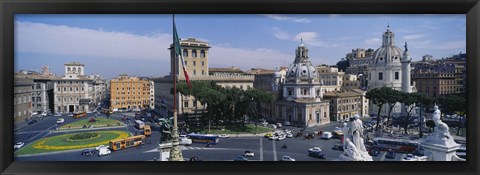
top-left (15, 21), bottom-right (171, 61)
top-left (272, 27), bottom-right (291, 40)
top-left (365, 38), bottom-right (381, 46)
top-left (294, 32), bottom-right (327, 47)
top-left (437, 41), bottom-right (465, 50)
top-left (263, 14), bottom-right (311, 23)
top-left (403, 34), bottom-right (427, 40)
top-left (209, 45), bottom-right (292, 70)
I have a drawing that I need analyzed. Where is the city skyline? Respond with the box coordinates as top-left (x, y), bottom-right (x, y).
top-left (15, 14), bottom-right (466, 79)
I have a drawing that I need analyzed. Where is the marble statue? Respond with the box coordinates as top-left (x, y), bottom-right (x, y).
top-left (340, 114), bottom-right (373, 161)
top-left (422, 104), bottom-right (458, 147)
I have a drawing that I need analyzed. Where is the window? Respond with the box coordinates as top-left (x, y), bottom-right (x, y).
top-left (193, 70), bottom-right (196, 75)
top-left (200, 50), bottom-right (206, 58)
top-left (202, 61), bottom-right (205, 66)
top-left (193, 61), bottom-right (196, 66)
top-left (70, 87), bottom-right (72, 91)
top-left (192, 50), bottom-right (197, 57)
top-left (185, 61), bottom-right (187, 66)
top-left (202, 70), bottom-right (205, 75)
top-left (183, 49), bottom-right (188, 57)
top-left (78, 68), bottom-right (81, 73)
top-left (184, 101), bottom-right (189, 108)
top-left (395, 72), bottom-right (399, 80)
top-left (58, 88), bottom-right (61, 92)
top-left (379, 72), bottom-right (383, 80)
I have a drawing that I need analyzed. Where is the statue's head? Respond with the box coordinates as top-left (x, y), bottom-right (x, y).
top-left (353, 114), bottom-right (360, 120)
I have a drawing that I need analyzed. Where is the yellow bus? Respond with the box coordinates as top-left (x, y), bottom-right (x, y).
top-left (73, 112), bottom-right (86, 119)
top-left (143, 125), bottom-right (151, 137)
top-left (109, 135), bottom-right (146, 151)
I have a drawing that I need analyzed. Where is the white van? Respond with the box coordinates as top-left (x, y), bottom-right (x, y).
top-left (321, 132), bottom-right (333, 140)
top-left (98, 148), bottom-right (111, 156)
top-left (56, 118), bottom-right (65, 124)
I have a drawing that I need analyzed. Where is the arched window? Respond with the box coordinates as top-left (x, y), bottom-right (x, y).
top-left (73, 67), bottom-right (76, 72)
top-left (67, 67), bottom-right (71, 72)
top-left (78, 68), bottom-right (81, 73)
top-left (192, 50), bottom-right (197, 58)
top-left (200, 50), bottom-right (206, 58)
top-left (183, 49), bottom-right (188, 57)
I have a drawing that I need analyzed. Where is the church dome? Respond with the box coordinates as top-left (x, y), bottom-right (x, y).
top-left (286, 40), bottom-right (318, 83)
top-left (371, 27), bottom-right (404, 65)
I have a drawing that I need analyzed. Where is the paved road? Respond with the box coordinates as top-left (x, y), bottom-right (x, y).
top-left (14, 116), bottom-right (412, 161)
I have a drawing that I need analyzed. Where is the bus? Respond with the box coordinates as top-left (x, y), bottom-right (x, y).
top-left (72, 112), bottom-right (87, 119)
top-left (101, 108), bottom-right (113, 115)
top-left (134, 120), bottom-right (145, 129)
top-left (109, 135), bottom-right (146, 151)
top-left (187, 134), bottom-right (219, 145)
top-left (372, 137), bottom-right (419, 153)
top-left (143, 125), bottom-right (151, 136)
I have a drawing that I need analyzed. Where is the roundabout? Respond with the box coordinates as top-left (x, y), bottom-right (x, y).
top-left (16, 130), bottom-right (131, 155)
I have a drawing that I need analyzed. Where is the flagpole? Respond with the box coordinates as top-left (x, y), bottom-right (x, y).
top-left (169, 13), bottom-right (183, 161)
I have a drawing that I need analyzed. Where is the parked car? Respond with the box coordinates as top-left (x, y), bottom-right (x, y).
top-left (280, 156), bottom-right (295, 161)
top-left (286, 133), bottom-right (293, 138)
top-left (403, 154), bottom-right (415, 160)
top-left (98, 148), bottom-right (111, 156)
top-left (81, 149), bottom-right (96, 156)
top-left (14, 142), bottom-right (25, 149)
top-left (189, 156), bottom-right (202, 161)
top-left (56, 118), bottom-right (65, 124)
top-left (219, 134), bottom-right (230, 138)
top-left (308, 151), bottom-right (327, 159)
top-left (332, 144), bottom-right (344, 151)
top-left (283, 121), bottom-right (291, 126)
top-left (243, 150), bottom-right (254, 157)
top-left (234, 156), bottom-right (248, 161)
top-left (308, 147), bottom-right (322, 153)
top-left (54, 113), bottom-right (62, 117)
top-left (385, 151), bottom-right (396, 159)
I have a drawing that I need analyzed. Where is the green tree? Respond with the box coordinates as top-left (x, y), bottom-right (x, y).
top-left (366, 87), bottom-right (389, 131)
top-left (399, 92), bottom-right (418, 134)
top-left (385, 89), bottom-right (402, 127)
top-left (412, 92), bottom-right (434, 138)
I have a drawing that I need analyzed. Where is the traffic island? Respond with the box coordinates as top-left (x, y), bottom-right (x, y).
top-left (15, 130), bottom-right (131, 156)
top-left (58, 118), bottom-right (125, 131)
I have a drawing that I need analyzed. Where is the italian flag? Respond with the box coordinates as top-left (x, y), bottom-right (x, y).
top-left (173, 17), bottom-right (191, 89)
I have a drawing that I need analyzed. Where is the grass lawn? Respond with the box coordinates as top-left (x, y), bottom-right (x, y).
top-left (59, 118), bottom-right (124, 129)
top-left (15, 130), bottom-right (131, 155)
top-left (197, 124), bottom-right (273, 135)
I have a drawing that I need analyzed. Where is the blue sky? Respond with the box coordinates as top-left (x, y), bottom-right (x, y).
top-left (15, 14), bottom-right (466, 79)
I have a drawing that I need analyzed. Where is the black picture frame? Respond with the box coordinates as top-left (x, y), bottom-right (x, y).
top-left (1, 0), bottom-right (479, 175)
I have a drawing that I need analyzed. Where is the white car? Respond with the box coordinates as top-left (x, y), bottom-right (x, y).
top-left (96, 145), bottom-right (109, 151)
top-left (54, 113), bottom-right (62, 117)
top-left (243, 150), bottom-right (255, 157)
top-left (98, 148), bottom-right (111, 156)
top-left (67, 113), bottom-right (74, 117)
top-left (283, 121), bottom-right (291, 126)
top-left (281, 156), bottom-right (295, 161)
top-left (219, 134), bottom-right (229, 138)
top-left (286, 133), bottom-right (293, 138)
top-left (56, 118), bottom-right (65, 124)
top-left (277, 136), bottom-right (286, 141)
top-left (269, 136), bottom-right (278, 140)
top-left (404, 154), bottom-right (415, 160)
top-left (14, 142), bottom-right (25, 149)
top-left (308, 147), bottom-right (322, 152)
top-left (276, 123), bottom-right (283, 128)
top-left (179, 138), bottom-right (193, 145)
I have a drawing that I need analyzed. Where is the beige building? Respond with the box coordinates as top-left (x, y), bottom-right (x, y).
top-left (276, 41), bottom-right (330, 127)
top-left (317, 65), bottom-right (344, 92)
top-left (110, 75), bottom-right (152, 111)
top-left (14, 75), bottom-right (34, 124)
top-left (154, 38), bottom-right (254, 119)
top-left (53, 62), bottom-right (93, 114)
top-left (323, 89), bottom-right (369, 121)
top-left (342, 74), bottom-right (361, 91)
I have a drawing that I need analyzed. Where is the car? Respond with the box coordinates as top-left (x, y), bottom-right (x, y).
top-left (54, 113), bottom-right (62, 117)
top-left (27, 120), bottom-right (37, 125)
top-left (332, 144), bottom-right (344, 151)
top-left (269, 124), bottom-right (277, 129)
top-left (244, 150), bottom-right (255, 157)
top-left (280, 156), bottom-right (295, 161)
top-left (276, 135), bottom-right (286, 141)
top-left (96, 145), bottom-right (109, 151)
top-left (308, 151), bottom-right (327, 159)
top-left (385, 151), bottom-right (396, 159)
top-left (286, 133), bottom-right (293, 138)
top-left (81, 149), bottom-right (96, 156)
top-left (234, 156), bottom-right (248, 161)
top-left (260, 121), bottom-right (268, 127)
top-left (219, 134), bottom-right (229, 138)
top-left (189, 156), bottom-right (202, 161)
top-left (308, 147), bottom-right (322, 153)
top-left (264, 133), bottom-right (273, 138)
top-left (369, 148), bottom-right (380, 156)
top-left (404, 154), bottom-right (415, 160)
top-left (56, 118), bottom-right (65, 124)
top-left (283, 121), bottom-right (291, 126)
top-left (269, 136), bottom-right (278, 140)
top-left (98, 148), bottom-right (111, 156)
top-left (276, 123), bottom-right (283, 128)
top-left (41, 112), bottom-right (48, 116)
top-left (14, 142), bottom-right (25, 149)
